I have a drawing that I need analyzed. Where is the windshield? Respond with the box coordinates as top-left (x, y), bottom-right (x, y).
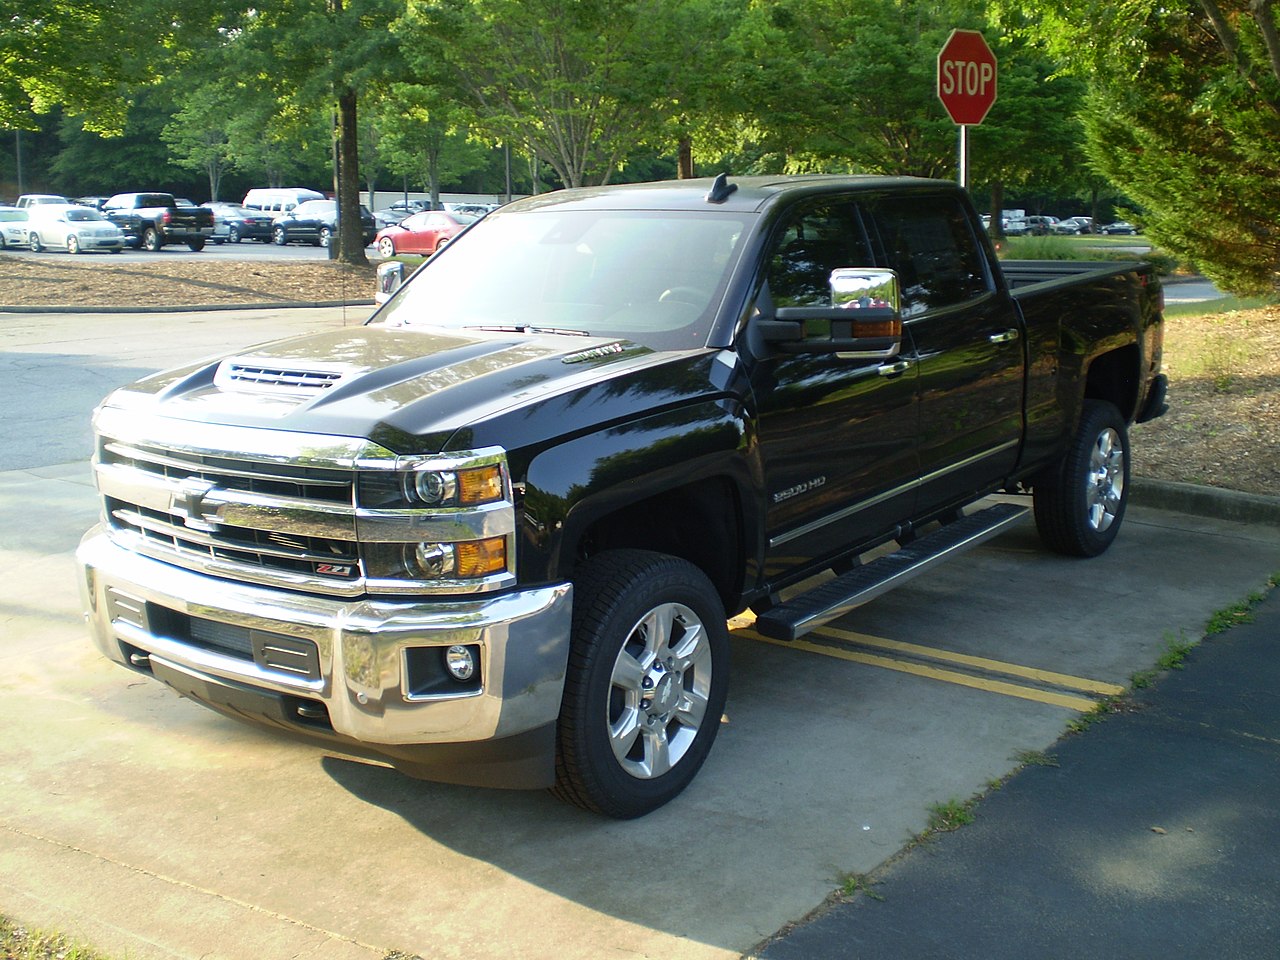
top-left (65, 208), bottom-right (104, 221)
top-left (376, 209), bottom-right (750, 351)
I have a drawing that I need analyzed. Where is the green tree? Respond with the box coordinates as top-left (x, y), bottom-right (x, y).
top-left (224, 0), bottom-right (404, 263)
top-left (398, 0), bottom-right (677, 188)
top-left (1011, 0), bottom-right (1280, 294)
top-left (378, 85), bottom-right (490, 207)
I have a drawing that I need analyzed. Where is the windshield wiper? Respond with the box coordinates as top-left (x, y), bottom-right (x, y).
top-left (464, 324), bottom-right (590, 337)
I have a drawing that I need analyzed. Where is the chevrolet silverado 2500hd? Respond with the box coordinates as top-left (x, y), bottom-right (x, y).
top-left (78, 175), bottom-right (1167, 817)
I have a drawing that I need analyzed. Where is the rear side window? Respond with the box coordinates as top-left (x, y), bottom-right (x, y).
top-left (861, 195), bottom-right (991, 318)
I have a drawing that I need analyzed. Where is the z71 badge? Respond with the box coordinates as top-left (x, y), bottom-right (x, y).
top-left (772, 477), bottom-right (827, 504)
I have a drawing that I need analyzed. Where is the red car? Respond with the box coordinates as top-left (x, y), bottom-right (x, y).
top-left (374, 210), bottom-right (478, 257)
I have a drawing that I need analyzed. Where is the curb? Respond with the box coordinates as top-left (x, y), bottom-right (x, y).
top-left (0, 300), bottom-right (376, 315)
top-left (1131, 476), bottom-right (1280, 526)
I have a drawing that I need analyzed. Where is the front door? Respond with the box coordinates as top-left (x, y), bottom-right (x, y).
top-left (750, 197), bottom-right (920, 578)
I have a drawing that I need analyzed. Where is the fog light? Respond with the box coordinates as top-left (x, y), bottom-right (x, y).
top-left (444, 644), bottom-right (477, 681)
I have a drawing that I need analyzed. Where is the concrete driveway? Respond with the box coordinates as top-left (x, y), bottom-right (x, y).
top-left (3, 307), bottom-right (1278, 959)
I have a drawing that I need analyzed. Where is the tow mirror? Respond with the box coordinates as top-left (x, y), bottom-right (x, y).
top-left (759, 268), bottom-right (903, 358)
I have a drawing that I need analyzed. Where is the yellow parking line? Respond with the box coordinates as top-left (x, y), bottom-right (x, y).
top-left (739, 630), bottom-right (1105, 712)
top-left (813, 625), bottom-right (1127, 697)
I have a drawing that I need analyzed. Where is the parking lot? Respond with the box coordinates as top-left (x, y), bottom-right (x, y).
top-left (2, 306), bottom-right (1278, 960)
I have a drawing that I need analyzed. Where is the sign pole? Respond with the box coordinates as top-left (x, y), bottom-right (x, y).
top-left (937, 29), bottom-right (997, 190)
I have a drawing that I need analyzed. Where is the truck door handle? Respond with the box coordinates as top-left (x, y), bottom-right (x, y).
top-left (877, 360), bottom-right (913, 377)
top-left (988, 329), bottom-right (1020, 344)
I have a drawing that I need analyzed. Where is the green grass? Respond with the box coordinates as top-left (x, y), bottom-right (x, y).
top-left (0, 917), bottom-right (104, 960)
top-left (1164, 293), bottom-right (1279, 318)
top-left (835, 871), bottom-right (884, 901)
top-left (926, 797), bottom-right (976, 832)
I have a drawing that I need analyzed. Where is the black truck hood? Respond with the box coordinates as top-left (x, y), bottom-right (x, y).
top-left (103, 324), bottom-right (720, 454)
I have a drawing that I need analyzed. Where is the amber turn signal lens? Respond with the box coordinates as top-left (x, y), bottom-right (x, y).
top-left (458, 465), bottom-right (503, 504)
top-left (454, 537), bottom-right (507, 577)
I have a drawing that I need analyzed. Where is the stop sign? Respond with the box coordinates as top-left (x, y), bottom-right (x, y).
top-left (937, 29), bottom-right (998, 126)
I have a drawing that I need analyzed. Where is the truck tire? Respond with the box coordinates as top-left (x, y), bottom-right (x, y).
top-left (1033, 399), bottom-right (1130, 557)
top-left (142, 226), bottom-right (162, 251)
top-left (553, 549), bottom-right (729, 818)
top-left (187, 237), bottom-right (206, 251)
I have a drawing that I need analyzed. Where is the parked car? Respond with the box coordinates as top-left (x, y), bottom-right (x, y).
top-left (202, 202), bottom-right (275, 243)
top-left (1023, 215), bottom-right (1059, 236)
top-left (15, 194), bottom-right (69, 208)
top-left (242, 187), bottom-right (326, 217)
top-left (1054, 216), bottom-right (1093, 235)
top-left (373, 208), bottom-right (409, 229)
top-left (374, 210), bottom-right (478, 257)
top-left (26, 204), bottom-right (125, 253)
top-left (101, 192), bottom-right (215, 251)
top-left (1004, 219), bottom-right (1031, 236)
top-left (271, 199), bottom-right (376, 247)
top-left (73, 196), bottom-right (111, 211)
top-left (0, 206), bottom-right (29, 249)
top-left (1100, 221), bottom-right (1137, 235)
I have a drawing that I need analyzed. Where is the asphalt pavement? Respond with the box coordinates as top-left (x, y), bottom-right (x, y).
top-left (759, 589), bottom-right (1280, 959)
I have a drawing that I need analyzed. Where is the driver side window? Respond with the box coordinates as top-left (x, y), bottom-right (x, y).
top-left (766, 199), bottom-right (872, 308)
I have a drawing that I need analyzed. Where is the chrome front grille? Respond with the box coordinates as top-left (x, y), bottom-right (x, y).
top-left (90, 407), bottom-right (517, 599)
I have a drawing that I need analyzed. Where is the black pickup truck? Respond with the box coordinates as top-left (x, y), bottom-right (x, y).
top-left (101, 192), bottom-right (216, 251)
top-left (78, 175), bottom-right (1166, 817)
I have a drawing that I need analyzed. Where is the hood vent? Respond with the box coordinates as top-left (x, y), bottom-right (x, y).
top-left (215, 358), bottom-right (353, 393)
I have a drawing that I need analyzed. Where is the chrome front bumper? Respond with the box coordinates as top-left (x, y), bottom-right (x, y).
top-left (78, 526), bottom-right (573, 752)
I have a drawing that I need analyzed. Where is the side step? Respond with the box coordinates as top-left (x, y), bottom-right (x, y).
top-left (754, 502), bottom-right (1029, 642)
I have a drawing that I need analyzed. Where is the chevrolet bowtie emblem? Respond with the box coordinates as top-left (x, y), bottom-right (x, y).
top-left (172, 477), bottom-right (220, 532)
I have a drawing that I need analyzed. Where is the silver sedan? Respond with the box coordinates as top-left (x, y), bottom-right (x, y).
top-left (27, 205), bottom-right (125, 254)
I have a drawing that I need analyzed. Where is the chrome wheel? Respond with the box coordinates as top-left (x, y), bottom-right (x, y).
top-left (377, 237), bottom-right (395, 258)
top-left (1085, 427), bottom-right (1125, 533)
top-left (607, 601), bottom-right (713, 780)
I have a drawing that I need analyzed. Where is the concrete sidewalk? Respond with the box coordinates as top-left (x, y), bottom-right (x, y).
top-left (759, 586), bottom-right (1280, 959)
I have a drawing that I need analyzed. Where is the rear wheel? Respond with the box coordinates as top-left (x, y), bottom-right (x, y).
top-left (318, 226), bottom-right (332, 247)
top-left (187, 237), bottom-right (206, 251)
top-left (142, 226), bottom-right (162, 251)
top-left (1033, 399), bottom-right (1130, 557)
top-left (228, 225), bottom-right (241, 243)
top-left (553, 550), bottom-right (729, 818)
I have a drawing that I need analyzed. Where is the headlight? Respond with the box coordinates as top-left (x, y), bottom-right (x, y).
top-left (360, 460), bottom-right (506, 509)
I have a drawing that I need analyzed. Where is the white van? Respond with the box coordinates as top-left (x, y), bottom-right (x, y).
top-left (241, 187), bottom-right (326, 216)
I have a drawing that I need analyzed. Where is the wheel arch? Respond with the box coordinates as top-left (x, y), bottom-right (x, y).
top-left (518, 406), bottom-right (759, 614)
top-left (1083, 343), bottom-right (1142, 423)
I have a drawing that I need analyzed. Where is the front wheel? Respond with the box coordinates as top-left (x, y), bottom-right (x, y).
top-left (28, 233), bottom-right (43, 253)
top-left (67, 235), bottom-right (82, 254)
top-left (377, 237), bottom-right (396, 258)
top-left (1033, 399), bottom-right (1130, 557)
top-left (553, 550), bottom-right (729, 818)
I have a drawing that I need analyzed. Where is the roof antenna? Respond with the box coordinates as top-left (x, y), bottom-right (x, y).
top-left (705, 172), bottom-right (737, 204)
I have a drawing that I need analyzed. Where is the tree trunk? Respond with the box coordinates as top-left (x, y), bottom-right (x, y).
top-left (677, 136), bottom-right (693, 179)
top-left (336, 88), bottom-right (367, 265)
